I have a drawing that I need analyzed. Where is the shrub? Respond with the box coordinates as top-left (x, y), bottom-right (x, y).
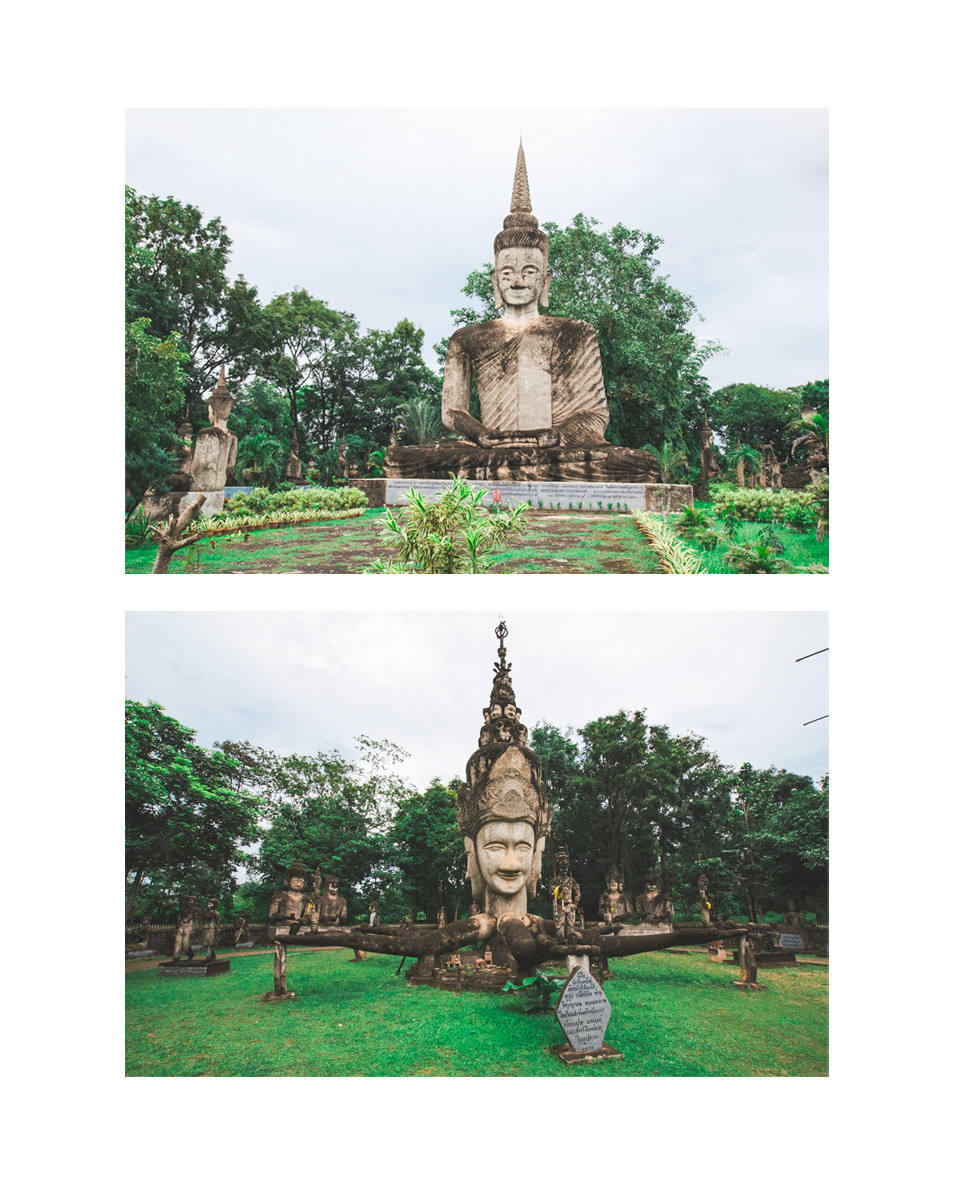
top-left (783, 501), bottom-right (817, 532)
top-left (674, 505), bottom-right (713, 541)
top-left (724, 540), bottom-right (793, 574)
top-left (225, 486), bottom-right (367, 517)
top-left (710, 484), bottom-right (814, 527)
top-left (366, 478), bottom-right (526, 573)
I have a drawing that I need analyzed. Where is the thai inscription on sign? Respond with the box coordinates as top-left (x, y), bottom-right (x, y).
top-left (384, 479), bottom-right (648, 511)
top-left (555, 966), bottom-right (612, 1053)
top-left (779, 933), bottom-right (805, 950)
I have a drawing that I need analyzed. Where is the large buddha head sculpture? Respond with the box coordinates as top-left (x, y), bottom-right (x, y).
top-left (457, 622), bottom-right (552, 918)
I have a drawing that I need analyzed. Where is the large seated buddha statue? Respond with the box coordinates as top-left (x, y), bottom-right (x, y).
top-left (384, 144), bottom-right (660, 484)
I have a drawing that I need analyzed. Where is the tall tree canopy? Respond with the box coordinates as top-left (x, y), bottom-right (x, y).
top-left (532, 713), bottom-right (826, 922)
top-left (125, 187), bottom-right (263, 423)
top-left (220, 736), bottom-right (413, 919)
top-left (125, 701), bottom-right (263, 922)
top-left (710, 382), bottom-right (803, 456)
top-left (124, 318), bottom-right (189, 507)
top-left (450, 214), bottom-right (722, 451)
top-left (386, 780), bottom-right (466, 921)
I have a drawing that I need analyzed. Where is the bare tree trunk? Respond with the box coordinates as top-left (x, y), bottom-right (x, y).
top-left (151, 495), bottom-right (207, 574)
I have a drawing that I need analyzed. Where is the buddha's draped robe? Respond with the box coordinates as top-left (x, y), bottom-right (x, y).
top-left (443, 316), bottom-right (610, 445)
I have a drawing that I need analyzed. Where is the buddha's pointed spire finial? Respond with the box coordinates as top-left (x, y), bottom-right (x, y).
top-left (214, 362), bottom-right (228, 392)
top-left (510, 139), bottom-right (532, 215)
top-left (495, 140), bottom-right (547, 258)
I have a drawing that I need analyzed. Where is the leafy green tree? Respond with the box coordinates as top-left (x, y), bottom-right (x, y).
top-left (125, 186), bottom-right (263, 422)
top-left (366, 479), bottom-right (527, 573)
top-left (711, 383), bottom-right (802, 457)
top-left (722, 763), bottom-right (825, 921)
top-left (799, 378), bottom-right (829, 416)
top-left (253, 288), bottom-right (344, 452)
top-left (125, 701), bottom-right (263, 922)
top-left (530, 722), bottom-right (581, 806)
top-left (124, 317), bottom-right (189, 508)
top-left (298, 316), bottom-right (440, 452)
top-left (450, 214), bottom-right (721, 450)
top-left (359, 318), bottom-right (441, 439)
top-left (228, 378), bottom-right (293, 487)
top-left (386, 780), bottom-right (466, 920)
top-left (741, 768), bottom-right (829, 920)
top-left (239, 737), bottom-right (412, 917)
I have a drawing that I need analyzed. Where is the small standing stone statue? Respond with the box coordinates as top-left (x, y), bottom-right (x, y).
top-left (436, 905), bottom-right (447, 929)
top-left (548, 847), bottom-right (581, 944)
top-left (368, 897), bottom-right (380, 927)
top-left (131, 915), bottom-right (152, 950)
top-left (172, 896), bottom-right (200, 962)
top-left (200, 898), bottom-right (221, 961)
top-left (698, 873), bottom-right (712, 925)
top-left (699, 415), bottom-right (720, 498)
top-left (735, 934), bottom-right (763, 990)
top-left (233, 911), bottom-right (250, 946)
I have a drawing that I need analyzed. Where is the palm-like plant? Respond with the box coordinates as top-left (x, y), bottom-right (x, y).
top-left (726, 441), bottom-right (762, 488)
top-left (397, 398), bottom-right (444, 445)
top-left (641, 439), bottom-right (689, 483)
top-left (235, 430), bottom-right (287, 488)
top-left (366, 478), bottom-right (527, 574)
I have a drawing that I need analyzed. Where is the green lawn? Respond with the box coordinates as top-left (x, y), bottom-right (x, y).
top-left (125, 504), bottom-right (826, 575)
top-left (126, 946), bottom-right (827, 1077)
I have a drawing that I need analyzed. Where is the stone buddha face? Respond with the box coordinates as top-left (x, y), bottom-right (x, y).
top-left (475, 820), bottom-right (535, 897)
top-left (289, 875), bottom-right (305, 892)
top-left (492, 246), bottom-right (552, 313)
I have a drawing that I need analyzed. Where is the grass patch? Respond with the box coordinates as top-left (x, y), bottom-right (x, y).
top-left (125, 510), bottom-right (662, 575)
top-left (126, 947), bottom-right (827, 1077)
top-left (677, 501), bottom-right (828, 573)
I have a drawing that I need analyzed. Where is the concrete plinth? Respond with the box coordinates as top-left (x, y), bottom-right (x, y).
top-left (384, 478), bottom-right (651, 512)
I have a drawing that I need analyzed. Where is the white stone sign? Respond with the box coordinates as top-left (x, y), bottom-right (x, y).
top-left (779, 933), bottom-right (805, 950)
top-left (384, 478), bottom-right (647, 511)
top-left (556, 966), bottom-right (612, 1053)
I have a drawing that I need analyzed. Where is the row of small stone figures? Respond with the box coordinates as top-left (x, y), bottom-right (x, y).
top-left (547, 853), bottom-right (676, 939)
top-left (268, 861), bottom-right (372, 933)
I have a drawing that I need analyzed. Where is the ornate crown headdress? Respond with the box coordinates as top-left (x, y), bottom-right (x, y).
top-left (457, 622), bottom-right (551, 840)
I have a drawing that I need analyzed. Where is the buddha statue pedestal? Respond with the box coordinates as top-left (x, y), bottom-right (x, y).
top-left (384, 442), bottom-right (661, 485)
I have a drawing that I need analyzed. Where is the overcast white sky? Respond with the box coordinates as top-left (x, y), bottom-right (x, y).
top-left (125, 609), bottom-right (828, 791)
top-left (126, 108), bottom-right (828, 391)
